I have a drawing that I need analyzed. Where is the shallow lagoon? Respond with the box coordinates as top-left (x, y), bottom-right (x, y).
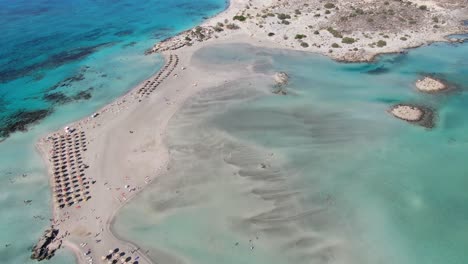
top-left (116, 40), bottom-right (468, 264)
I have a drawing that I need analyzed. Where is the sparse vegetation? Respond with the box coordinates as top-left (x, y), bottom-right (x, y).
top-left (419, 5), bottom-right (427, 10)
top-left (226, 23), bottom-right (240, 30)
top-left (314, 30), bottom-right (320, 35)
top-left (400, 37), bottom-right (407, 41)
top-left (331, 43), bottom-right (341, 48)
top-left (233, 15), bottom-right (247, 22)
top-left (295, 34), bottom-right (307, 40)
top-left (213, 26), bottom-right (223, 32)
top-left (377, 40), bottom-right (387, 47)
top-left (268, 32), bottom-right (275, 37)
top-left (342, 37), bottom-right (356, 44)
top-left (300, 42), bottom-right (309, 48)
top-left (325, 10), bottom-right (331, 14)
top-left (327, 27), bottom-right (343, 38)
top-left (324, 3), bottom-right (336, 9)
top-left (277, 13), bottom-right (291, 20)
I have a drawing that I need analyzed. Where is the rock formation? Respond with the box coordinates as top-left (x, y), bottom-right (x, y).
top-left (31, 228), bottom-right (61, 261)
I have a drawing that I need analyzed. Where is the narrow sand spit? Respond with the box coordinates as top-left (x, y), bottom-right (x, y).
top-left (33, 0), bottom-right (466, 262)
top-left (415, 76), bottom-right (447, 92)
top-left (36, 33), bottom-right (264, 264)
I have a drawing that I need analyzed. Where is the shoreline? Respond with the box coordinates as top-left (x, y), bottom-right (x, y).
top-left (32, 0), bottom-right (467, 263)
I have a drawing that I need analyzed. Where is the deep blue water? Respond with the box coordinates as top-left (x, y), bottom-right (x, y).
top-left (0, 0), bottom-right (226, 263)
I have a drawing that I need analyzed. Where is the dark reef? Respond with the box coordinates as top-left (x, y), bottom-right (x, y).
top-left (0, 109), bottom-right (52, 138)
top-left (0, 42), bottom-right (114, 83)
top-left (46, 73), bottom-right (85, 92)
top-left (114, 30), bottom-right (133, 37)
top-left (43, 87), bottom-right (93, 105)
top-left (366, 66), bottom-right (390, 75)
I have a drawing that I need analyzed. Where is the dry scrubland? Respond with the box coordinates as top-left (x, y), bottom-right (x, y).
top-left (150, 0), bottom-right (467, 61)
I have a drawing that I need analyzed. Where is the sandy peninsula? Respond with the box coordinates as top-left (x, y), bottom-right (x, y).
top-left (34, 0), bottom-right (466, 263)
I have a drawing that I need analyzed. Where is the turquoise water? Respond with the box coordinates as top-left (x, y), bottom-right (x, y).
top-left (116, 40), bottom-right (468, 264)
top-left (0, 0), bottom-right (227, 263)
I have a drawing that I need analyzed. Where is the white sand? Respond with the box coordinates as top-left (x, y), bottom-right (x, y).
top-left (415, 76), bottom-right (447, 92)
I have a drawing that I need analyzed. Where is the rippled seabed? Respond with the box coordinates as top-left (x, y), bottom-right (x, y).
top-left (116, 41), bottom-right (468, 264)
top-left (0, 0), bottom-right (226, 263)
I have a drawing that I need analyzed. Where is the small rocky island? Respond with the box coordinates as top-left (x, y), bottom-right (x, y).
top-left (389, 104), bottom-right (434, 128)
top-left (272, 72), bottom-right (289, 95)
top-left (31, 228), bottom-right (62, 261)
top-left (415, 76), bottom-right (448, 93)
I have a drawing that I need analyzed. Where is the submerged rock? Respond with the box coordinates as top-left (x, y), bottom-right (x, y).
top-left (272, 72), bottom-right (289, 95)
top-left (31, 228), bottom-right (61, 261)
top-left (274, 72), bottom-right (289, 86)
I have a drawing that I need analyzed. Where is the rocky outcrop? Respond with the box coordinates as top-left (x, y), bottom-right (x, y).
top-left (389, 104), bottom-right (435, 128)
top-left (272, 72), bottom-right (289, 95)
top-left (415, 76), bottom-right (447, 93)
top-left (31, 228), bottom-right (61, 261)
top-left (274, 72), bottom-right (289, 86)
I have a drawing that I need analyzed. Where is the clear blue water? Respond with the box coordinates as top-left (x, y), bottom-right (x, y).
top-left (115, 40), bottom-right (468, 264)
top-left (0, 0), bottom-right (227, 263)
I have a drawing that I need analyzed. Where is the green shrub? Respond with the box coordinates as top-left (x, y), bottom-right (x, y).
top-left (295, 34), bottom-right (307, 39)
top-left (327, 27), bottom-right (343, 38)
top-left (226, 23), bottom-right (240, 30)
top-left (400, 37), bottom-right (407, 41)
top-left (324, 3), bottom-right (335, 9)
top-left (432, 17), bottom-right (439, 23)
top-left (341, 37), bottom-right (356, 44)
top-left (217, 22), bottom-right (224, 27)
top-left (419, 5), bottom-right (427, 10)
top-left (233, 15), bottom-right (247, 21)
top-left (295, 9), bottom-right (301, 15)
top-left (314, 30), bottom-right (320, 35)
top-left (377, 40), bottom-right (387, 47)
top-left (300, 42), bottom-right (309, 48)
top-left (213, 26), bottom-right (223, 32)
top-left (331, 43), bottom-right (340, 48)
top-left (277, 13), bottom-right (291, 20)
top-left (325, 10), bottom-right (331, 14)
top-left (268, 32), bottom-right (275, 36)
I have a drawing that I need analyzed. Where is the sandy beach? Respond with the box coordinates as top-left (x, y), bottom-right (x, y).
top-left (33, 0), bottom-right (467, 263)
top-left (36, 31), bottom-right (278, 263)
